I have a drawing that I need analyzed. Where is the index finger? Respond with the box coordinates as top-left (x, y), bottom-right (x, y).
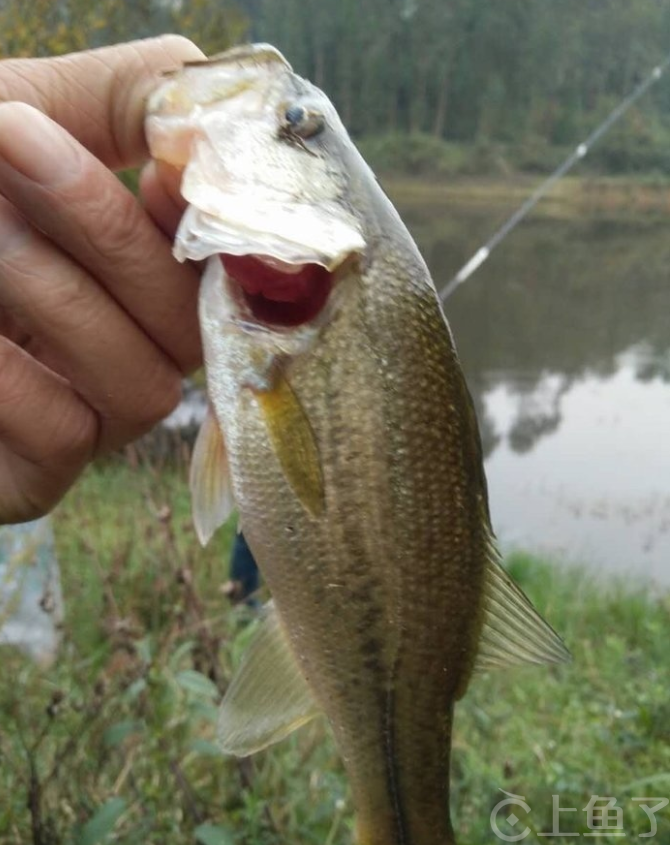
top-left (0, 36), bottom-right (205, 170)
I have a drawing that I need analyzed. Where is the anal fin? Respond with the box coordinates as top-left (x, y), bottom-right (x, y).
top-left (218, 601), bottom-right (319, 756)
top-left (474, 540), bottom-right (571, 673)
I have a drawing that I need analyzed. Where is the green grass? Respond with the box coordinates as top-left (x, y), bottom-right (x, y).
top-left (1, 459), bottom-right (669, 844)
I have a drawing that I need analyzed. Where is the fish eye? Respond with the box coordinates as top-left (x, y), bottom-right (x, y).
top-left (282, 105), bottom-right (325, 139)
top-left (284, 105), bottom-right (305, 126)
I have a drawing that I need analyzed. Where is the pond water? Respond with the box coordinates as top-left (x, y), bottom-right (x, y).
top-left (396, 194), bottom-right (670, 585)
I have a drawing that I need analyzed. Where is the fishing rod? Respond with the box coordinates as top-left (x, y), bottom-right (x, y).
top-left (440, 49), bottom-right (670, 303)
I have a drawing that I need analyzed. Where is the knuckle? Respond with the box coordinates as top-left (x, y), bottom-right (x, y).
top-left (131, 368), bottom-right (183, 431)
top-left (47, 405), bottom-right (96, 467)
top-left (0, 60), bottom-right (44, 110)
top-left (17, 478), bottom-right (68, 522)
top-left (151, 371), bottom-right (183, 422)
top-left (19, 263), bottom-right (96, 334)
top-left (80, 174), bottom-right (147, 261)
top-left (18, 499), bottom-right (50, 521)
top-left (14, 465), bottom-right (78, 522)
top-left (0, 347), bottom-right (95, 466)
top-left (0, 197), bottom-right (33, 258)
top-left (1, 491), bottom-right (51, 524)
top-left (0, 338), bottom-right (24, 400)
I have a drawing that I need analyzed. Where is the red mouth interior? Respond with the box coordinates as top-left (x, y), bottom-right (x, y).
top-left (221, 254), bottom-right (333, 327)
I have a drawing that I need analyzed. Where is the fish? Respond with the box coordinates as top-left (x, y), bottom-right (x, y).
top-left (146, 43), bottom-right (570, 845)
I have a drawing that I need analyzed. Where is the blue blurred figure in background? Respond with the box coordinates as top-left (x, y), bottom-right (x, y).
top-left (224, 531), bottom-right (260, 607)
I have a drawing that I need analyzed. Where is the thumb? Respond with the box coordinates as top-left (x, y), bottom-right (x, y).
top-left (0, 35), bottom-right (205, 170)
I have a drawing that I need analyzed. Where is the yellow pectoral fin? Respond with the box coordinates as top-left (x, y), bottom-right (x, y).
top-left (254, 375), bottom-right (325, 518)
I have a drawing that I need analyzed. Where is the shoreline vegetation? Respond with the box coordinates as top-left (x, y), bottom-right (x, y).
top-left (1, 460), bottom-right (669, 843)
top-left (383, 173), bottom-right (670, 217)
top-left (355, 134), bottom-right (670, 216)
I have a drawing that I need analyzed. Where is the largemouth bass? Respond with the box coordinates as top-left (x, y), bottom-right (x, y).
top-left (146, 43), bottom-right (569, 845)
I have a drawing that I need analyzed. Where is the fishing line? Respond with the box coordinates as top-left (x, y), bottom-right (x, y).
top-left (440, 49), bottom-right (670, 302)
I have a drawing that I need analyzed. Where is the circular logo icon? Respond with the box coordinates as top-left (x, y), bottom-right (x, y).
top-left (490, 790), bottom-right (532, 842)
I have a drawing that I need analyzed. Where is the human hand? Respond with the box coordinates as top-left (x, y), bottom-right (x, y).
top-left (0, 36), bottom-right (205, 523)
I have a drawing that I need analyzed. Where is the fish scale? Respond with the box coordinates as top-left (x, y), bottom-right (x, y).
top-left (207, 242), bottom-right (481, 845)
top-left (146, 42), bottom-right (569, 845)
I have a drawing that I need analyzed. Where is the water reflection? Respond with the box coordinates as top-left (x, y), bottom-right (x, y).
top-left (398, 199), bottom-right (670, 583)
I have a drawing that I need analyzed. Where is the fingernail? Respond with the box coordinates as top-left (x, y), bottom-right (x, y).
top-left (0, 102), bottom-right (82, 186)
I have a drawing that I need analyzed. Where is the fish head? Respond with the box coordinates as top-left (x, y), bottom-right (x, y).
top-left (146, 43), bottom-right (367, 344)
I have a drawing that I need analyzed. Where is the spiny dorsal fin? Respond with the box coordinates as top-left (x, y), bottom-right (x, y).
top-left (254, 374), bottom-right (324, 518)
top-left (189, 404), bottom-right (234, 546)
top-left (474, 540), bottom-right (571, 672)
top-left (218, 602), bottom-right (319, 757)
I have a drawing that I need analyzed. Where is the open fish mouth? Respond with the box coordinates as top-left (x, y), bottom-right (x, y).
top-left (173, 203), bottom-right (364, 330)
top-left (220, 254), bottom-right (334, 328)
